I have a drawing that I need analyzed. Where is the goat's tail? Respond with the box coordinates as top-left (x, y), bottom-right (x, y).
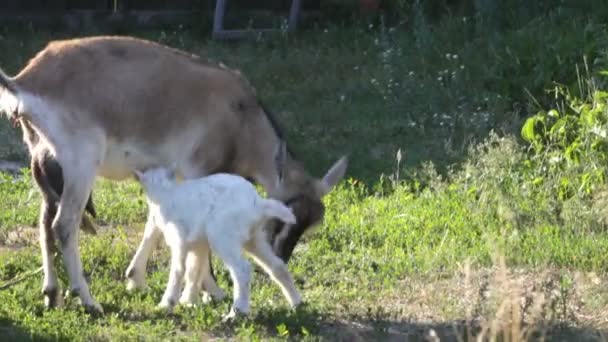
top-left (0, 68), bottom-right (18, 95)
top-left (260, 198), bottom-right (297, 225)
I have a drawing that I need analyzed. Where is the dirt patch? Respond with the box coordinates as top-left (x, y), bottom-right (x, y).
top-left (0, 226), bottom-right (38, 254)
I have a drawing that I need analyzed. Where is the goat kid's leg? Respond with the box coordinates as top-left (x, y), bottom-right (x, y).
top-left (197, 242), bottom-right (226, 304)
top-left (245, 232), bottom-right (302, 308)
top-left (38, 200), bottom-right (64, 308)
top-left (208, 233), bottom-right (251, 319)
top-left (179, 249), bottom-right (203, 305)
top-left (52, 165), bottom-right (101, 314)
top-left (125, 211), bottom-right (161, 291)
top-left (180, 242), bottom-right (226, 305)
top-left (178, 164), bottom-right (223, 299)
top-left (159, 241), bottom-right (187, 311)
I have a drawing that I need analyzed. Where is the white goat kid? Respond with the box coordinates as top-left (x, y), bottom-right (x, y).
top-left (134, 167), bottom-right (302, 317)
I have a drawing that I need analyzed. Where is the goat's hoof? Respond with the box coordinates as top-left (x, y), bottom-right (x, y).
top-left (292, 300), bottom-right (308, 313)
top-left (290, 295), bottom-right (303, 309)
top-left (200, 288), bottom-right (225, 304)
top-left (65, 288), bottom-right (81, 298)
top-left (206, 288), bottom-right (227, 302)
top-left (222, 307), bottom-right (247, 323)
top-left (157, 298), bottom-right (176, 312)
top-left (84, 302), bottom-right (105, 316)
top-left (179, 294), bottom-right (197, 306)
top-left (42, 288), bottom-right (64, 308)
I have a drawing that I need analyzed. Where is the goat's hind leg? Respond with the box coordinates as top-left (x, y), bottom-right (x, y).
top-left (38, 199), bottom-right (64, 308)
top-left (52, 159), bottom-right (101, 314)
top-left (32, 156), bottom-right (63, 307)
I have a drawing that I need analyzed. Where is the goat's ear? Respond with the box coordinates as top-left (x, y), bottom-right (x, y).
top-left (317, 156), bottom-right (348, 196)
top-left (275, 141), bottom-right (287, 183)
top-left (133, 169), bottom-right (144, 182)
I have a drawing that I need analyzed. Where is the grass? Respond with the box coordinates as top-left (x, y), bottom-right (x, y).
top-left (1, 4), bottom-right (608, 341)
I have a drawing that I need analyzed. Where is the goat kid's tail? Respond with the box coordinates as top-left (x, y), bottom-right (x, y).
top-left (260, 198), bottom-right (297, 225)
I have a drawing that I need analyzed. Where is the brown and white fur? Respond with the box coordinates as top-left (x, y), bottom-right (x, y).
top-left (23, 120), bottom-right (98, 235)
top-left (0, 36), bottom-right (347, 314)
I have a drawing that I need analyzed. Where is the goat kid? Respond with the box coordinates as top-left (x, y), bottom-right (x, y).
top-left (134, 167), bottom-right (301, 318)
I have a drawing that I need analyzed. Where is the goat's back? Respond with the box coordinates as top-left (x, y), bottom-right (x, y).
top-left (13, 36), bottom-right (257, 142)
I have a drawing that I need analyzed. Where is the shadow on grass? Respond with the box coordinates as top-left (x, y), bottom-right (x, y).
top-left (223, 304), bottom-right (608, 341)
top-left (0, 316), bottom-right (70, 342)
top-left (315, 319), bottom-right (608, 342)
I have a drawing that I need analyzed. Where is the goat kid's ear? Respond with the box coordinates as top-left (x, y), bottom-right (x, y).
top-left (317, 156), bottom-right (349, 197)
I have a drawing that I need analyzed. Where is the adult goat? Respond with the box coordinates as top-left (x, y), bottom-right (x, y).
top-left (0, 36), bottom-right (347, 314)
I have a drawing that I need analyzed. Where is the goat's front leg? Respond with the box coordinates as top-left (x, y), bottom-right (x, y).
top-left (38, 200), bottom-right (64, 308)
top-left (159, 240), bottom-right (187, 311)
top-left (52, 164), bottom-right (101, 314)
top-left (125, 210), bottom-right (161, 291)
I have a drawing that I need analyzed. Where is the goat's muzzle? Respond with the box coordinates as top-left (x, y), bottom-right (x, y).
top-left (270, 195), bottom-right (325, 263)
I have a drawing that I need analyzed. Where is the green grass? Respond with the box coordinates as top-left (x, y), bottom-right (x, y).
top-left (1, 4), bottom-right (608, 341)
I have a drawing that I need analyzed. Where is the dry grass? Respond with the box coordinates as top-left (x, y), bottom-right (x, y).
top-left (316, 256), bottom-right (608, 341)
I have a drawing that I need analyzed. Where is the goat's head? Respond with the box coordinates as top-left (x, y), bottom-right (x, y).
top-left (269, 143), bottom-right (348, 263)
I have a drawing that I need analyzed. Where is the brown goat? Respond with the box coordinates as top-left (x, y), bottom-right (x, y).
top-left (0, 36), bottom-right (347, 314)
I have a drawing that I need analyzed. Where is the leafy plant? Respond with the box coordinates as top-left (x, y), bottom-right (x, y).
top-left (521, 79), bottom-right (608, 200)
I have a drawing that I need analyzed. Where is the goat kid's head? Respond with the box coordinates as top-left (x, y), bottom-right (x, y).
top-left (270, 142), bottom-right (348, 263)
top-left (133, 166), bottom-right (176, 193)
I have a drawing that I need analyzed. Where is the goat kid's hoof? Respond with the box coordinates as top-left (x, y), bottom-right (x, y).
top-left (222, 307), bottom-right (248, 323)
top-left (42, 288), bottom-right (64, 308)
top-left (125, 269), bottom-right (147, 292)
top-left (126, 278), bottom-right (147, 292)
top-left (201, 292), bottom-right (213, 305)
